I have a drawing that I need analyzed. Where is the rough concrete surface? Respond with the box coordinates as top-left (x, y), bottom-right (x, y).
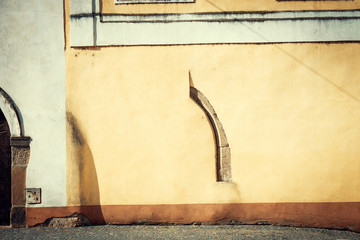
top-left (1, 225), bottom-right (360, 240)
top-left (36, 213), bottom-right (91, 228)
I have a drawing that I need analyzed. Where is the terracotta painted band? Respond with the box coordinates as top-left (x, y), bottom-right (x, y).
top-left (26, 202), bottom-right (360, 232)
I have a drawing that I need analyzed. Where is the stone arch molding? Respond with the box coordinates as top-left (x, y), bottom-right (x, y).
top-left (0, 87), bottom-right (31, 227)
top-left (189, 78), bottom-right (232, 182)
top-left (0, 88), bottom-right (22, 137)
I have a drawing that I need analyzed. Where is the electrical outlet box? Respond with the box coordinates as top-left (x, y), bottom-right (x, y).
top-left (26, 188), bottom-right (41, 204)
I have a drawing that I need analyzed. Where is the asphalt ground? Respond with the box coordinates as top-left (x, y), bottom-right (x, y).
top-left (1, 225), bottom-right (360, 240)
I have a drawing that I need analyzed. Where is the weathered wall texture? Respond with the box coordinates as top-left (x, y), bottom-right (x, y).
top-left (65, 43), bottom-right (360, 206)
top-left (17, 0), bottom-right (359, 231)
top-left (58, 0), bottom-right (360, 231)
top-left (0, 0), bottom-right (66, 207)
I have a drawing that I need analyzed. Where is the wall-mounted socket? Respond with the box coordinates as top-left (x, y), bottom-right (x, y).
top-left (26, 188), bottom-right (41, 204)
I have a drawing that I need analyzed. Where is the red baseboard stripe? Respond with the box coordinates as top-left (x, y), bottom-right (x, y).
top-left (26, 202), bottom-right (360, 231)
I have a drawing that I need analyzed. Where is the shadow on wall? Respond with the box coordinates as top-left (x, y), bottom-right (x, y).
top-left (66, 112), bottom-right (105, 225)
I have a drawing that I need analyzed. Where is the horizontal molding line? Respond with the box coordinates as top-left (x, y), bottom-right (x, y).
top-left (70, 10), bottom-right (360, 46)
top-left (100, 10), bottom-right (360, 23)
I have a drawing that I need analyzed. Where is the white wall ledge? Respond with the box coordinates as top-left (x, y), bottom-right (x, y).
top-left (70, 6), bottom-right (360, 46)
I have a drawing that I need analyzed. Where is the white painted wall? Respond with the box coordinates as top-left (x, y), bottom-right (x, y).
top-left (0, 0), bottom-right (66, 207)
top-left (70, 4), bottom-right (360, 46)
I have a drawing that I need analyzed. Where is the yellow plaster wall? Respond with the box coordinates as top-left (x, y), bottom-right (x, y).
top-left (65, 42), bottom-right (360, 206)
top-left (102, 0), bottom-right (360, 14)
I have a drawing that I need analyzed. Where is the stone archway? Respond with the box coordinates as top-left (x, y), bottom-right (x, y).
top-left (0, 88), bottom-right (30, 227)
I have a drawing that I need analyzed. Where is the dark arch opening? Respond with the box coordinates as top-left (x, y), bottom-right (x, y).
top-left (0, 110), bottom-right (11, 225)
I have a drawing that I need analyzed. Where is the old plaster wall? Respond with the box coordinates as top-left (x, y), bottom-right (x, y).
top-left (59, 0), bottom-right (360, 230)
top-left (66, 43), bottom-right (360, 205)
top-left (0, 0), bottom-right (66, 207)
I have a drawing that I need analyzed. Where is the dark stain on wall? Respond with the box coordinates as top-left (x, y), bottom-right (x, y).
top-left (66, 112), bottom-right (84, 147)
top-left (66, 112), bottom-right (105, 224)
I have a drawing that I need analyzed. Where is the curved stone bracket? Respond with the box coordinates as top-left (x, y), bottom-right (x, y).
top-left (190, 86), bottom-right (232, 182)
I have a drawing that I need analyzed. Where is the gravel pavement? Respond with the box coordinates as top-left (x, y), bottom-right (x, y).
top-left (1, 225), bottom-right (360, 240)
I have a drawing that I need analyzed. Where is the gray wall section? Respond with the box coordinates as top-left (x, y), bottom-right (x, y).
top-left (0, 1), bottom-right (66, 207)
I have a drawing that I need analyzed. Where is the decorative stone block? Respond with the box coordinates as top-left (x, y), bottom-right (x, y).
top-left (11, 147), bottom-right (30, 166)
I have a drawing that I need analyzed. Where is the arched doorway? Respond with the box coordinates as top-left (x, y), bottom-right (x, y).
top-left (0, 110), bottom-right (11, 225)
top-left (0, 87), bottom-right (31, 227)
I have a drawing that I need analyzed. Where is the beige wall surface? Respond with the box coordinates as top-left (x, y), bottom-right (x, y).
top-left (65, 43), bottom-right (360, 206)
top-left (102, 0), bottom-right (360, 14)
